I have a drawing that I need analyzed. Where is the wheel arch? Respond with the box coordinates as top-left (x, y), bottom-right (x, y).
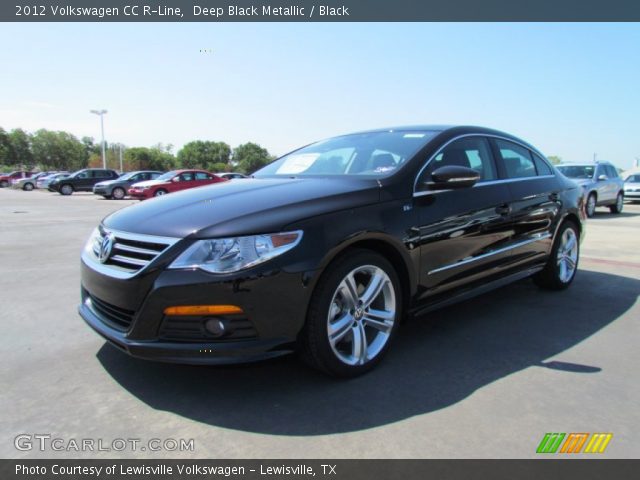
top-left (306, 233), bottom-right (417, 319)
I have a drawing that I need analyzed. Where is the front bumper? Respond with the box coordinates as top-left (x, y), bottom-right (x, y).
top-left (93, 186), bottom-right (110, 195)
top-left (624, 190), bottom-right (640, 199)
top-left (79, 300), bottom-right (293, 364)
top-left (79, 257), bottom-right (312, 365)
top-left (127, 189), bottom-right (148, 199)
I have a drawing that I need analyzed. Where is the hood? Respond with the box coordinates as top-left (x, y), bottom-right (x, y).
top-left (130, 179), bottom-right (165, 188)
top-left (103, 177), bottom-right (381, 238)
top-left (569, 178), bottom-right (592, 187)
top-left (95, 178), bottom-right (122, 187)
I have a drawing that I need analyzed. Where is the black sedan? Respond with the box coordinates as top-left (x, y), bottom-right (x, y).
top-left (79, 125), bottom-right (585, 377)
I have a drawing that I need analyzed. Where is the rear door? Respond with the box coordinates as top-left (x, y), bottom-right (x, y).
top-left (173, 171), bottom-right (196, 192)
top-left (194, 171), bottom-right (215, 186)
top-left (74, 171), bottom-right (93, 190)
top-left (491, 138), bottom-right (561, 266)
top-left (414, 136), bottom-right (515, 296)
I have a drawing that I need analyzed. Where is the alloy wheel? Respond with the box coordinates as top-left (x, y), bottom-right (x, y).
top-left (556, 227), bottom-right (578, 283)
top-left (113, 187), bottom-right (125, 200)
top-left (327, 265), bottom-right (396, 366)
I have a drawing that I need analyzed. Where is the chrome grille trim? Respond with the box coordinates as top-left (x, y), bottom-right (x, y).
top-left (83, 228), bottom-right (180, 279)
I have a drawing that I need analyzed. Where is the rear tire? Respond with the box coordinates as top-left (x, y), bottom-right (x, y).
top-left (60, 184), bottom-right (73, 196)
top-left (0, 180), bottom-right (8, 188)
top-left (534, 220), bottom-right (580, 290)
top-left (299, 249), bottom-right (402, 378)
top-left (609, 192), bottom-right (624, 213)
top-left (23, 182), bottom-right (34, 191)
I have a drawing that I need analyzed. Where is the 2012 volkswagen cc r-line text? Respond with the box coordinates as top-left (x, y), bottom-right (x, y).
top-left (79, 125), bottom-right (585, 377)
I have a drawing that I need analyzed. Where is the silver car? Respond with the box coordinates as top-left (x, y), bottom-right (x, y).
top-left (37, 172), bottom-right (70, 190)
top-left (624, 173), bottom-right (640, 202)
top-left (11, 172), bottom-right (54, 191)
top-left (556, 162), bottom-right (625, 217)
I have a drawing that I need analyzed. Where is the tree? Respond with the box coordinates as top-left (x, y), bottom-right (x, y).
top-left (177, 141), bottom-right (231, 171)
top-left (232, 142), bottom-right (273, 174)
top-left (0, 127), bottom-right (11, 166)
top-left (8, 129), bottom-right (33, 167)
top-left (124, 146), bottom-right (176, 171)
top-left (31, 129), bottom-right (88, 171)
top-left (547, 155), bottom-right (562, 165)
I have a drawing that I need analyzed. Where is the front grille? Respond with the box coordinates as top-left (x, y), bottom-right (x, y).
top-left (159, 316), bottom-right (258, 342)
top-left (91, 229), bottom-right (178, 274)
top-left (87, 293), bottom-right (135, 331)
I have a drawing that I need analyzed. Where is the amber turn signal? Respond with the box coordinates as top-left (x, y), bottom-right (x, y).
top-left (163, 305), bottom-right (244, 316)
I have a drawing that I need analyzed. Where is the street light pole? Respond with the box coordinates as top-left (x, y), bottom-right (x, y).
top-left (90, 109), bottom-right (108, 169)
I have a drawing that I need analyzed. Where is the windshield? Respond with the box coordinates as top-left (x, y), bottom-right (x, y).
top-left (626, 174), bottom-right (640, 182)
top-left (155, 170), bottom-right (178, 181)
top-left (117, 172), bottom-right (137, 181)
top-left (557, 165), bottom-right (595, 179)
top-left (254, 130), bottom-right (437, 178)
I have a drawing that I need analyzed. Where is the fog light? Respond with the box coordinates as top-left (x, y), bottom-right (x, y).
top-left (204, 318), bottom-right (226, 337)
top-left (164, 305), bottom-right (243, 316)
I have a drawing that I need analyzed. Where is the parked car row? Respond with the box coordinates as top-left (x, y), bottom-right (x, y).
top-left (1, 167), bottom-right (248, 199)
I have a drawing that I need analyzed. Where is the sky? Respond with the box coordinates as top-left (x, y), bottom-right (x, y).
top-left (1, 22), bottom-right (639, 169)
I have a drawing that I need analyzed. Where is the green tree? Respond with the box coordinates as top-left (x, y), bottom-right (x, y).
top-left (8, 129), bottom-right (33, 167)
top-left (233, 142), bottom-right (273, 174)
top-left (82, 136), bottom-right (100, 158)
top-left (177, 141), bottom-right (231, 171)
top-left (0, 127), bottom-right (12, 166)
top-left (124, 147), bottom-right (175, 171)
top-left (31, 129), bottom-right (88, 171)
top-left (547, 155), bottom-right (562, 165)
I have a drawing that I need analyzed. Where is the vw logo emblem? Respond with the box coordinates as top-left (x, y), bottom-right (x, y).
top-left (99, 233), bottom-right (115, 263)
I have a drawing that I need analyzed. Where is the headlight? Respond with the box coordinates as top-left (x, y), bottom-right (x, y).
top-left (84, 227), bottom-right (102, 256)
top-left (169, 231), bottom-right (303, 274)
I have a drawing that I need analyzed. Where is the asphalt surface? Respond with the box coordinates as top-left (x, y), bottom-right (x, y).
top-left (1, 188), bottom-right (638, 459)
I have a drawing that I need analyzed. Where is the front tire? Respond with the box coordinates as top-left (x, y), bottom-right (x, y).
top-left (60, 184), bottom-right (73, 196)
top-left (23, 182), bottom-right (34, 191)
top-left (585, 193), bottom-right (596, 217)
top-left (0, 180), bottom-right (8, 188)
top-left (112, 187), bottom-right (126, 200)
top-left (154, 189), bottom-right (168, 197)
top-left (300, 249), bottom-right (402, 377)
top-left (609, 192), bottom-right (624, 213)
top-left (534, 220), bottom-right (580, 290)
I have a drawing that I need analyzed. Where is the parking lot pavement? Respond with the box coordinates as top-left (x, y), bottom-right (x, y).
top-left (1, 188), bottom-right (638, 459)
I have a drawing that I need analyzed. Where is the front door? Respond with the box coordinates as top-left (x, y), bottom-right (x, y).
top-left (414, 136), bottom-right (515, 298)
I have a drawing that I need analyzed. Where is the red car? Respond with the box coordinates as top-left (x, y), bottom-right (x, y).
top-left (128, 169), bottom-right (227, 199)
top-left (0, 171), bottom-right (33, 188)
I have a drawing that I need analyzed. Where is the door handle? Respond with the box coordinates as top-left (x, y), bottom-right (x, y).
top-left (495, 204), bottom-right (511, 215)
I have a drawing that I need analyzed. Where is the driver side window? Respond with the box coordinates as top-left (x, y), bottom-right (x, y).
top-left (418, 136), bottom-right (496, 186)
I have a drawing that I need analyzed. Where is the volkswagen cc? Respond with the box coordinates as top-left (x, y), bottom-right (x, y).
top-left (79, 125), bottom-right (585, 377)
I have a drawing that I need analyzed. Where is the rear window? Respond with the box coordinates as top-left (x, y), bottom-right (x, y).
top-left (532, 153), bottom-right (553, 176)
top-left (495, 139), bottom-right (537, 179)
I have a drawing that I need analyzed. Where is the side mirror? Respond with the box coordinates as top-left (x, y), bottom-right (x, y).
top-left (424, 165), bottom-right (480, 190)
top-left (597, 174), bottom-right (608, 182)
top-left (172, 177), bottom-right (180, 182)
